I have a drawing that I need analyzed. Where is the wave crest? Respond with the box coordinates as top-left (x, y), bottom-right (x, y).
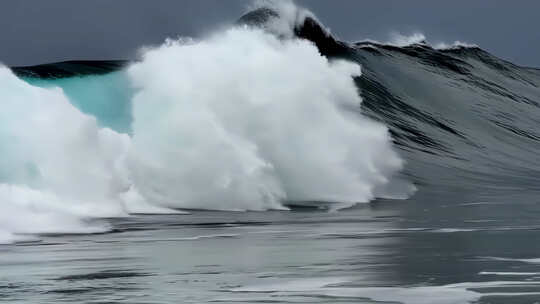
top-left (127, 26), bottom-right (408, 211)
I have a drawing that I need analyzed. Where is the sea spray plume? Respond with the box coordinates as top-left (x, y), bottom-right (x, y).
top-left (126, 16), bottom-right (408, 210)
top-left (238, 0), bottom-right (351, 58)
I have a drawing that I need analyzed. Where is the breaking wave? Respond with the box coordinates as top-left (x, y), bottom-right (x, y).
top-left (7, 0), bottom-right (539, 244)
top-left (0, 2), bottom-right (411, 243)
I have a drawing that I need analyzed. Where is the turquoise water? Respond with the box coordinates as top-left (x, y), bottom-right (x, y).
top-left (23, 72), bottom-right (133, 134)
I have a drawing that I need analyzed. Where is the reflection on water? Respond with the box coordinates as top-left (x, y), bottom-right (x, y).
top-left (3, 192), bottom-right (540, 303)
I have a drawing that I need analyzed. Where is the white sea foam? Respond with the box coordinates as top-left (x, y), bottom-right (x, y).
top-left (431, 228), bottom-right (476, 233)
top-left (0, 66), bottom-right (178, 244)
top-left (126, 26), bottom-right (409, 211)
top-left (246, 0), bottom-right (326, 38)
top-left (229, 277), bottom-right (540, 304)
top-left (0, 67), bottom-right (129, 243)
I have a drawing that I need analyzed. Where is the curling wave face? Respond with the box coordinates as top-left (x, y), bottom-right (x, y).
top-left (0, 3), bottom-right (411, 243)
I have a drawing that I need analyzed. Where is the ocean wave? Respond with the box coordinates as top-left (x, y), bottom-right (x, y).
top-left (0, 1), bottom-right (412, 243)
top-left (5, 0), bottom-right (540, 243)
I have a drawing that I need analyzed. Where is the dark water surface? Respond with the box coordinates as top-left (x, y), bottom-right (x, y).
top-left (3, 191), bottom-right (540, 303)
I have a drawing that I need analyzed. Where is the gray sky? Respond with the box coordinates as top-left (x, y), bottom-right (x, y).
top-left (1, 1), bottom-right (539, 67)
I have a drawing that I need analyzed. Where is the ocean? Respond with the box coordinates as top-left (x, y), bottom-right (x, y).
top-left (2, 2), bottom-right (540, 303)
